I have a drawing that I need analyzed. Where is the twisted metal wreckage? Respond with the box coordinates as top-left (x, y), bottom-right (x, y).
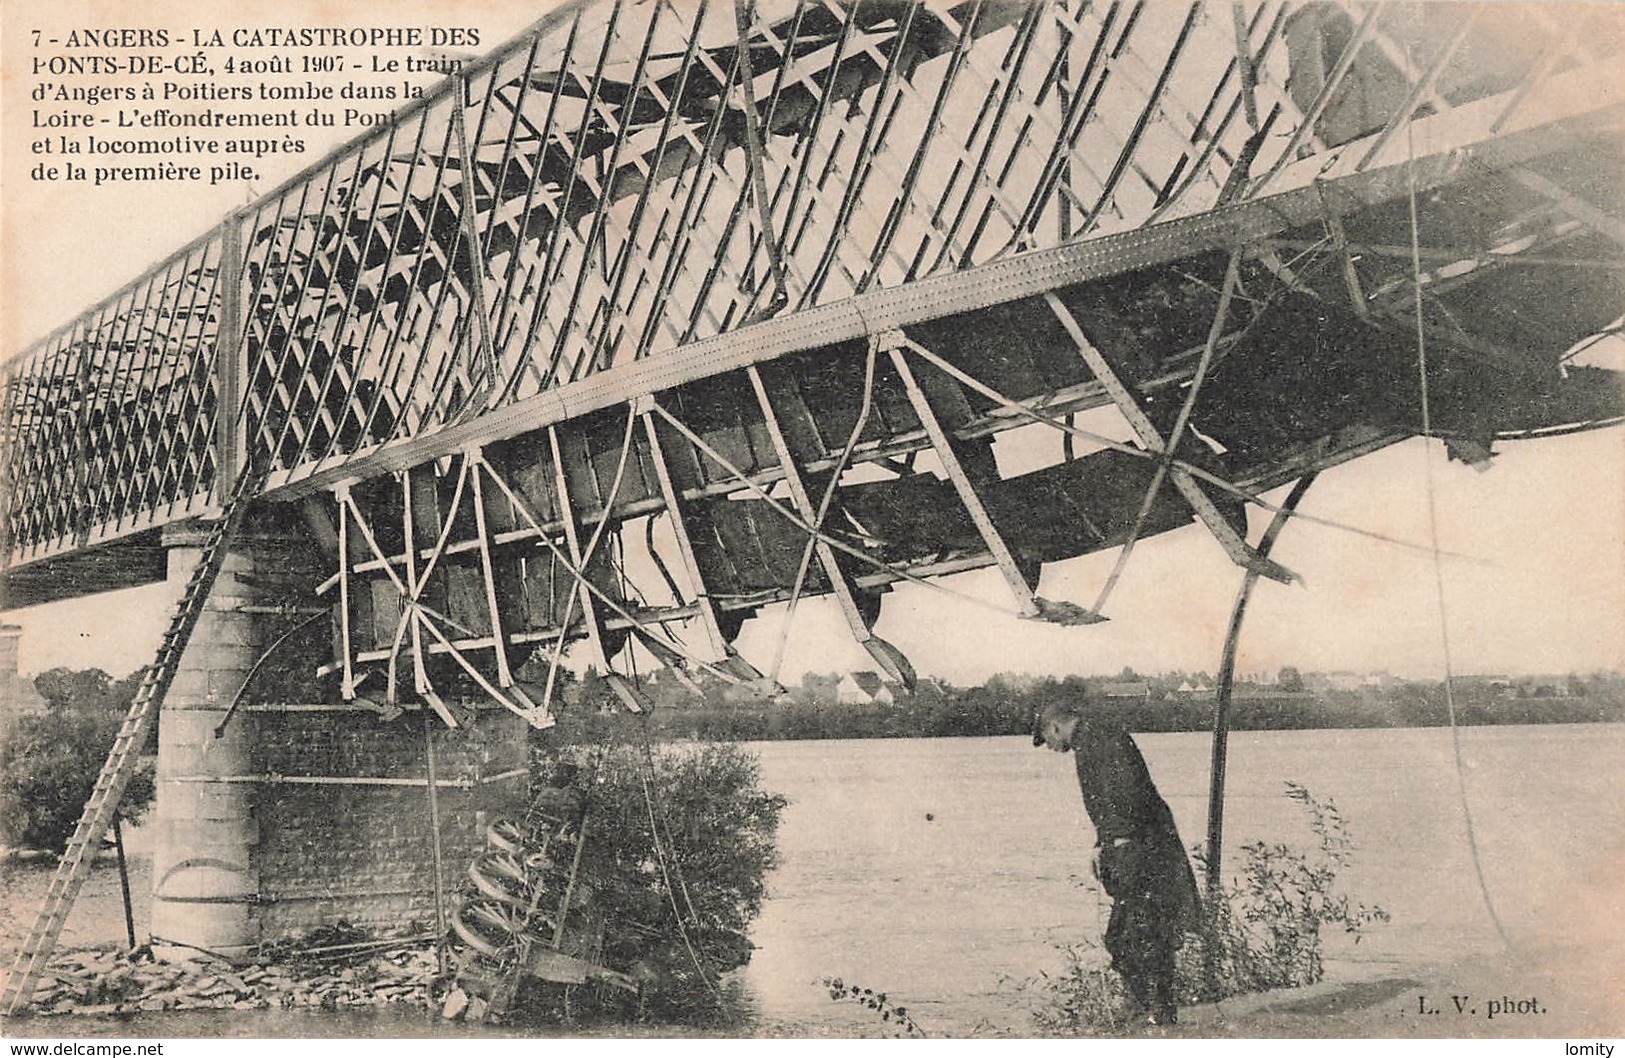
top-left (3, 0), bottom-right (1623, 1016)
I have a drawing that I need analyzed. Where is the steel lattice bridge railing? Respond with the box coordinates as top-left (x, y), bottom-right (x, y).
top-left (2, 1), bottom-right (1623, 717)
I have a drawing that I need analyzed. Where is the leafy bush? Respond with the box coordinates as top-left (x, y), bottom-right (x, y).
top-left (1186, 783), bottom-right (1389, 1000)
top-left (507, 732), bottom-right (787, 1027)
top-left (1026, 782), bottom-right (1387, 1033)
top-left (0, 669), bottom-right (155, 854)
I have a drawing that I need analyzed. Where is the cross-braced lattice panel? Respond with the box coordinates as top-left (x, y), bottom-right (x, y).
top-left (239, 0), bottom-right (1601, 481)
top-left (0, 235), bottom-right (227, 560)
top-left (228, 0), bottom-right (1327, 477)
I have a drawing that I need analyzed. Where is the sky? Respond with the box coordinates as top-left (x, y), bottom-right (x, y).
top-left (3, 0), bottom-right (1622, 685)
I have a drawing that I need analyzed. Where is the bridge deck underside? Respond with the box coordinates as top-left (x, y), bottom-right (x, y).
top-left (306, 135), bottom-right (1622, 710)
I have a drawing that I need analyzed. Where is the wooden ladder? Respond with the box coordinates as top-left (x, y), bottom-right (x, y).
top-left (1, 463), bottom-right (264, 1016)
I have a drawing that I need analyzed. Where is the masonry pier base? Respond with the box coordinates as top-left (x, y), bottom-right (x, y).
top-left (151, 519), bottom-right (527, 961)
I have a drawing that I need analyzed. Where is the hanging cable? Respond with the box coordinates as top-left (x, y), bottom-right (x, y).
top-left (769, 337), bottom-right (879, 682)
top-left (213, 610), bottom-right (330, 740)
top-left (1405, 86), bottom-right (1512, 950)
top-left (634, 727), bottom-right (725, 1004)
top-left (645, 515), bottom-right (688, 608)
top-left (1086, 248), bottom-right (1243, 618)
top-left (609, 537), bottom-right (727, 1007)
top-left (423, 712), bottom-right (449, 975)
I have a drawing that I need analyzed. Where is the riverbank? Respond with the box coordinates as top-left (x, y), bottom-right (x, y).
top-left (4, 936), bottom-right (1617, 1039)
top-left (6, 726), bottom-right (1620, 1038)
top-left (1178, 937), bottom-right (1624, 1039)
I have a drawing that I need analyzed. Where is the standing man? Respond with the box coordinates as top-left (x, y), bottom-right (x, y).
top-left (1034, 696), bottom-right (1202, 1025)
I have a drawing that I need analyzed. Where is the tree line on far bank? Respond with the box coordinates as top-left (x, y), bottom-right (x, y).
top-left (600, 669), bottom-right (1625, 742)
top-left (5, 664), bottom-right (1623, 753)
top-left (3, 665), bottom-right (1620, 854)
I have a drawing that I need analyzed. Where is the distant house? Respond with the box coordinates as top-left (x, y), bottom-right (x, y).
top-left (1098, 680), bottom-right (1150, 701)
top-left (836, 671), bottom-right (894, 705)
top-left (1320, 671), bottom-right (1382, 692)
top-left (1176, 677), bottom-right (1215, 700)
top-left (1456, 674), bottom-right (1513, 698)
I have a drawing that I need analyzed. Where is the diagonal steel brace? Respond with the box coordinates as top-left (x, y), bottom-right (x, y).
top-left (640, 410), bottom-right (734, 665)
top-left (1042, 292), bottom-right (1298, 585)
top-left (884, 334), bottom-right (1041, 617)
top-left (888, 334), bottom-right (1103, 626)
top-left (545, 425), bottom-right (619, 679)
top-left (746, 364), bottom-right (917, 689)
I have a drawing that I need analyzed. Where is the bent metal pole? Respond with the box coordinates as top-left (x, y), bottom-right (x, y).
top-left (1203, 472), bottom-right (1317, 958)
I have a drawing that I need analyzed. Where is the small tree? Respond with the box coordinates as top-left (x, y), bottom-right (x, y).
top-left (0, 669), bottom-right (155, 854)
top-left (500, 723), bottom-right (787, 1027)
top-left (580, 741), bottom-right (786, 1020)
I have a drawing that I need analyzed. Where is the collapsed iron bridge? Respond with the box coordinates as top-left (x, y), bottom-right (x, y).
top-left (3, 0), bottom-right (1622, 723)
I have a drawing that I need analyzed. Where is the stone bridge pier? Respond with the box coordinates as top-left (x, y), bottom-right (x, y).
top-left (150, 516), bottom-right (527, 960)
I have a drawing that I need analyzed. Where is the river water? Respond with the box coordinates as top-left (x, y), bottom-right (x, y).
top-left (740, 724), bottom-right (1625, 1034)
top-left (7, 723), bottom-right (1621, 1037)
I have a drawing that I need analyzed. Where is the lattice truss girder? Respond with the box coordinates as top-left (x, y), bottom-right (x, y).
top-left (320, 176), bottom-right (1625, 722)
top-left (7, 0), bottom-right (1621, 569)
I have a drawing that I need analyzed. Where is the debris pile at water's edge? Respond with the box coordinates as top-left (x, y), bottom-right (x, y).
top-left (19, 943), bottom-right (436, 1017)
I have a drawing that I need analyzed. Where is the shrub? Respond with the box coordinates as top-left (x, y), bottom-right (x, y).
top-left (1026, 782), bottom-right (1388, 1033)
top-left (1184, 782), bottom-right (1389, 1000)
top-left (0, 698), bottom-right (155, 855)
top-left (502, 733), bottom-right (787, 1027)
